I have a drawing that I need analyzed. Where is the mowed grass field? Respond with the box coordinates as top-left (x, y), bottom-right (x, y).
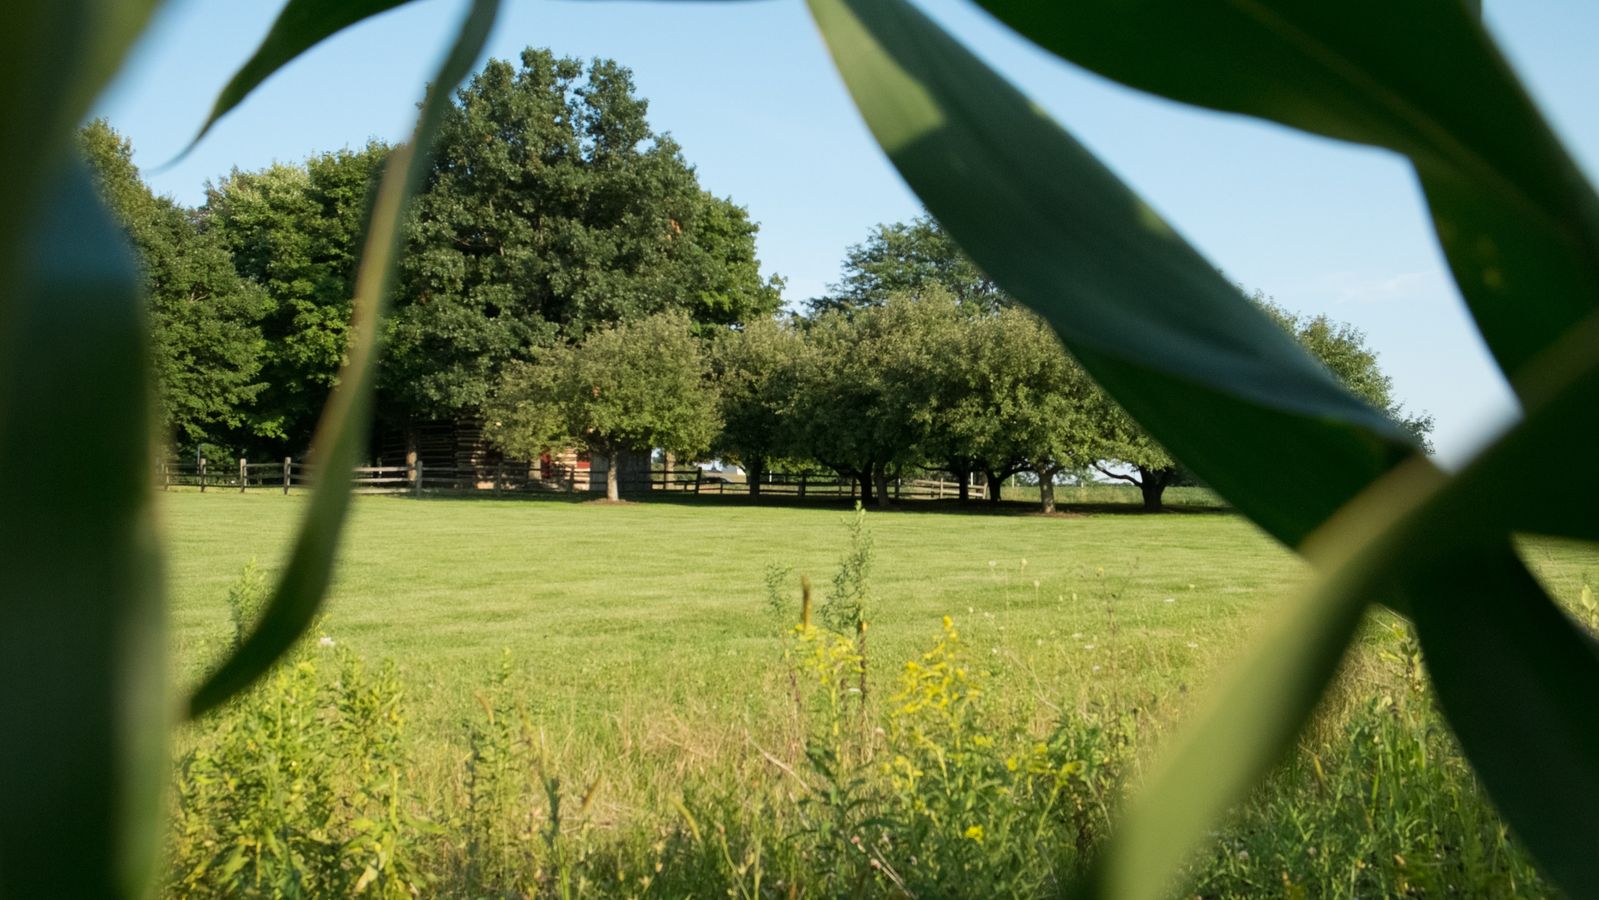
top-left (158, 488), bottom-right (1599, 896)
top-left (166, 488), bottom-right (1298, 729)
top-left (161, 487), bottom-right (1599, 783)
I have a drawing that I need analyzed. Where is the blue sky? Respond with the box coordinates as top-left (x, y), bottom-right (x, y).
top-left (96, 0), bottom-right (1599, 466)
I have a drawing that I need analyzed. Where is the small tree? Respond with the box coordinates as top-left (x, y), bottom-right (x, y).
top-left (790, 293), bottom-right (958, 506)
top-left (923, 304), bottom-right (1073, 505)
top-left (487, 312), bottom-right (720, 501)
top-left (709, 317), bottom-right (807, 498)
top-left (1256, 296), bottom-right (1435, 450)
top-left (1086, 393), bottom-right (1183, 512)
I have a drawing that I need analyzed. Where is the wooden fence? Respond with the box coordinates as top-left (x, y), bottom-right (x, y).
top-left (155, 458), bottom-right (988, 501)
top-left (650, 469), bottom-right (988, 500)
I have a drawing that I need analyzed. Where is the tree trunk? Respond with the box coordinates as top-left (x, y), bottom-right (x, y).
top-left (1138, 466), bottom-right (1168, 512)
top-left (747, 457), bottom-right (764, 500)
top-left (1037, 467), bottom-right (1057, 514)
top-left (872, 462), bottom-right (891, 509)
top-left (606, 450), bottom-right (621, 502)
top-left (857, 470), bottom-right (873, 506)
top-left (948, 460), bottom-right (972, 502)
top-left (985, 471), bottom-right (1004, 504)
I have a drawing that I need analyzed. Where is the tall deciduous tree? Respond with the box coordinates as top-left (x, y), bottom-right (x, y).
top-left (813, 214), bottom-right (1003, 315)
top-left (80, 119), bottom-right (267, 456)
top-left (487, 312), bottom-right (720, 502)
top-left (204, 143), bottom-right (389, 455)
top-left (387, 49), bottom-right (781, 432)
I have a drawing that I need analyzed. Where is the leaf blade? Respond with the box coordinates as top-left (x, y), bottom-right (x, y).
top-left (189, 0), bottom-right (420, 147)
top-left (806, 0), bottom-right (1416, 549)
top-left (0, 162), bottom-right (164, 896)
top-left (1, 0), bottom-right (160, 293)
top-left (974, 0), bottom-right (1599, 391)
top-left (808, 2), bottom-right (1599, 895)
top-left (187, 0), bottom-right (500, 718)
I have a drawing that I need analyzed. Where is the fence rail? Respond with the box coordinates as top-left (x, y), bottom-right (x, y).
top-left (155, 458), bottom-right (988, 502)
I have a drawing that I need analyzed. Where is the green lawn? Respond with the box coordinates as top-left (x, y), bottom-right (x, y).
top-left (160, 489), bottom-right (1597, 897)
top-left (167, 489), bottom-right (1295, 728)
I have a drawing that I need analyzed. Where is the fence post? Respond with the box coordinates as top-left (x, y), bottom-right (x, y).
top-left (161, 460), bottom-right (169, 491)
top-left (239, 457), bottom-right (247, 493)
top-left (283, 457), bottom-right (291, 494)
top-left (414, 459), bottom-right (424, 498)
top-left (494, 460), bottom-right (504, 496)
top-left (198, 457), bottom-right (207, 492)
top-left (799, 472), bottom-right (807, 499)
top-left (894, 477), bottom-right (901, 500)
top-left (694, 468), bottom-right (703, 495)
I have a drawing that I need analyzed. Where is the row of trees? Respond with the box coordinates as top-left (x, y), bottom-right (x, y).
top-left (84, 46), bottom-right (1427, 506)
top-left (488, 278), bottom-right (1430, 511)
top-left (83, 48), bottom-right (781, 460)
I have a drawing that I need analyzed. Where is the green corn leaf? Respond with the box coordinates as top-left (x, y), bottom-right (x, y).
top-left (806, 0), bottom-right (1414, 551)
top-left (189, 0), bottom-right (420, 148)
top-left (1409, 546), bottom-right (1599, 898)
top-left (1, 0), bottom-right (159, 292)
top-left (1070, 468), bottom-right (1424, 900)
top-left (0, 163), bottom-right (164, 896)
top-left (804, 2), bottom-right (1395, 888)
top-left (187, 0), bottom-right (500, 718)
top-left (1090, 318), bottom-right (1599, 897)
top-left (1400, 316), bottom-right (1599, 896)
top-left (974, 0), bottom-right (1599, 392)
top-left (808, 0), bottom-right (1599, 895)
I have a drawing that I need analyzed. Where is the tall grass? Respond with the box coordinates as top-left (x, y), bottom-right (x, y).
top-left (163, 526), bottom-right (1553, 898)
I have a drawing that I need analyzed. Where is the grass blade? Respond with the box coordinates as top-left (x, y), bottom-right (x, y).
top-left (0, 162), bottom-right (164, 896)
top-left (974, 0), bottom-right (1599, 391)
top-left (187, 0), bottom-right (500, 718)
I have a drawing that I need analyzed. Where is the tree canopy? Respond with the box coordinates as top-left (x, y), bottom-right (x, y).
top-left (204, 143), bottom-right (389, 456)
top-left (487, 311), bottom-right (720, 501)
top-left (812, 213), bottom-right (1002, 315)
top-left (708, 317), bottom-right (808, 497)
top-left (385, 49), bottom-right (781, 428)
top-left (81, 119), bottom-right (268, 457)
